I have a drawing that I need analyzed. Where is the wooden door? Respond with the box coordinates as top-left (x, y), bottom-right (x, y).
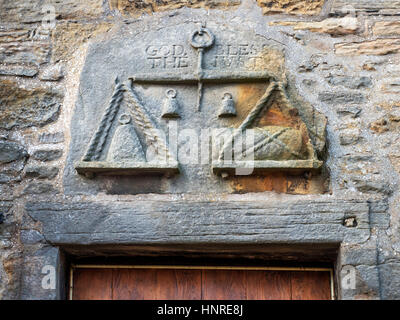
top-left (71, 267), bottom-right (332, 300)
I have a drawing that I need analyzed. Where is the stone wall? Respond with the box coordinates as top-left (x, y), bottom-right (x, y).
top-left (1, 0), bottom-right (400, 299)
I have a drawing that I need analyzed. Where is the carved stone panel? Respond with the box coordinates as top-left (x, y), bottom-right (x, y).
top-left (66, 20), bottom-right (326, 194)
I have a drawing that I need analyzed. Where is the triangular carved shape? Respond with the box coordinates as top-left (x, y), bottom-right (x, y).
top-left (75, 78), bottom-right (179, 178)
top-left (212, 80), bottom-right (323, 176)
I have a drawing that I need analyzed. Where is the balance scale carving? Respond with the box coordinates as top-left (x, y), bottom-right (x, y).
top-left (75, 27), bottom-right (323, 178)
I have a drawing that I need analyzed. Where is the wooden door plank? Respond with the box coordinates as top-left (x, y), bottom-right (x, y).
top-left (155, 269), bottom-right (201, 300)
top-left (72, 267), bottom-right (333, 301)
top-left (246, 270), bottom-right (291, 300)
top-left (112, 268), bottom-right (157, 300)
top-left (112, 268), bottom-right (201, 300)
top-left (202, 269), bottom-right (247, 300)
top-left (72, 268), bottom-right (112, 300)
top-left (290, 271), bottom-right (331, 300)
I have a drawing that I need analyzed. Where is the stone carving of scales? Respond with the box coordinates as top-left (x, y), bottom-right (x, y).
top-left (75, 26), bottom-right (323, 178)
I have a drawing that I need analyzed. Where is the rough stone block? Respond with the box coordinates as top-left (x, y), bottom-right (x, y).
top-left (20, 246), bottom-right (64, 300)
top-left (0, 0), bottom-right (104, 23)
top-left (20, 230), bottom-right (45, 244)
top-left (381, 78), bottom-right (400, 94)
top-left (341, 246), bottom-right (377, 266)
top-left (0, 201), bottom-right (14, 235)
top-left (332, 0), bottom-right (400, 15)
top-left (0, 28), bottom-right (50, 65)
top-left (38, 132), bottom-right (64, 144)
top-left (0, 66), bottom-right (38, 77)
top-left (379, 262), bottom-right (400, 299)
top-left (327, 76), bottom-right (371, 89)
top-left (319, 92), bottom-right (364, 104)
top-left (354, 265), bottom-right (380, 299)
top-left (373, 21), bottom-right (400, 36)
top-left (270, 17), bottom-right (359, 35)
top-left (109, 0), bottom-right (240, 16)
top-left (0, 80), bottom-right (63, 130)
top-left (336, 106), bottom-right (362, 118)
top-left (335, 39), bottom-right (400, 56)
top-left (352, 178), bottom-right (392, 195)
top-left (339, 130), bottom-right (361, 146)
top-left (24, 165), bottom-right (59, 179)
top-left (52, 22), bottom-right (113, 62)
top-left (256, 0), bottom-right (325, 15)
top-left (39, 64), bottom-right (64, 81)
top-left (31, 149), bottom-right (63, 162)
top-left (22, 182), bottom-right (58, 195)
top-left (0, 141), bottom-right (28, 164)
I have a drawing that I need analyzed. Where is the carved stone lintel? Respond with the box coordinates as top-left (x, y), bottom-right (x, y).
top-left (75, 26), bottom-right (325, 179)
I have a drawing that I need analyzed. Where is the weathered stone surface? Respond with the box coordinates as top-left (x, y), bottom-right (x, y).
top-left (0, 141), bottom-right (27, 164)
top-left (336, 106), bottom-right (362, 118)
top-left (26, 197), bottom-right (376, 245)
top-left (319, 92), bottom-right (364, 104)
top-left (0, 28), bottom-right (50, 65)
top-left (52, 22), bottom-right (113, 62)
top-left (370, 118), bottom-right (389, 133)
top-left (38, 132), bottom-right (64, 144)
top-left (362, 62), bottom-right (376, 71)
top-left (20, 246), bottom-right (65, 300)
top-left (31, 149), bottom-right (63, 162)
top-left (339, 130), bottom-right (361, 145)
top-left (332, 0), bottom-right (400, 15)
top-left (0, 66), bottom-right (38, 77)
top-left (24, 165), bottom-right (59, 179)
top-left (109, 0), bottom-right (240, 16)
top-left (0, 3), bottom-right (398, 301)
top-left (0, 174), bottom-right (11, 184)
top-left (368, 198), bottom-right (389, 214)
top-left (352, 177), bottom-right (392, 195)
top-left (0, 0), bottom-right (104, 23)
top-left (353, 265), bottom-right (380, 299)
top-left (335, 39), bottom-right (400, 56)
top-left (380, 262), bottom-right (400, 299)
top-left (373, 21), bottom-right (400, 36)
top-left (0, 202), bottom-right (11, 225)
top-left (270, 17), bottom-right (359, 35)
top-left (256, 0), bottom-right (324, 15)
top-left (0, 249), bottom-right (22, 300)
top-left (39, 64), bottom-right (64, 81)
top-left (20, 230), bottom-right (45, 244)
top-left (0, 157), bottom-right (26, 184)
top-left (370, 115), bottom-right (400, 133)
top-left (389, 154), bottom-right (400, 174)
top-left (22, 182), bottom-right (57, 195)
top-left (0, 80), bottom-right (63, 129)
top-left (327, 76), bottom-right (372, 89)
top-left (65, 20), bottom-right (326, 194)
top-left (381, 79), bottom-right (400, 93)
top-left (341, 247), bottom-right (377, 266)
top-left (298, 62), bottom-right (318, 72)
